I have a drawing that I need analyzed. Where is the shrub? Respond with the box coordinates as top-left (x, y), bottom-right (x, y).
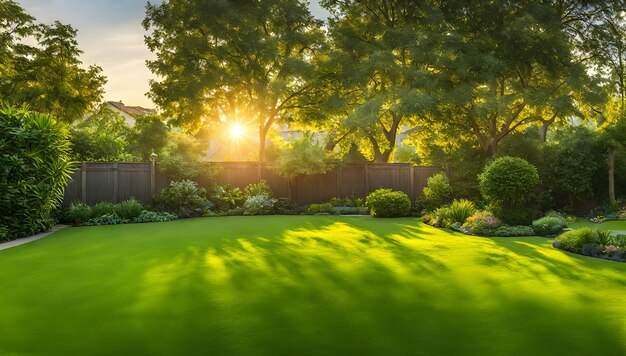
top-left (0, 226), bottom-right (9, 242)
top-left (132, 211), bottom-right (178, 223)
top-left (116, 197), bottom-right (144, 219)
top-left (365, 189), bottom-right (411, 218)
top-left (91, 202), bottom-right (116, 218)
top-left (532, 216), bottom-right (568, 237)
top-left (448, 199), bottom-right (476, 224)
top-left (85, 213), bottom-right (128, 226)
top-left (65, 202), bottom-right (92, 226)
top-left (553, 228), bottom-right (598, 253)
top-left (460, 210), bottom-right (501, 236)
top-left (422, 173), bottom-right (452, 210)
top-left (0, 106), bottom-right (74, 240)
top-left (273, 198), bottom-right (303, 215)
top-left (243, 194), bottom-right (276, 215)
top-left (479, 156), bottom-right (539, 207)
top-left (428, 206), bottom-right (452, 227)
top-left (492, 206), bottom-right (533, 226)
top-left (488, 225), bottom-right (535, 237)
top-left (610, 234), bottom-right (626, 248)
top-left (153, 180), bottom-right (209, 218)
top-left (305, 203), bottom-right (335, 215)
top-left (244, 180), bottom-right (273, 198)
top-left (329, 196), bottom-right (365, 207)
top-left (331, 206), bottom-right (369, 215)
top-left (224, 207), bottom-right (245, 216)
top-left (221, 187), bottom-right (245, 209)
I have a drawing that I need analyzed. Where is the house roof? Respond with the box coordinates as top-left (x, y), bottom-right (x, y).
top-left (107, 101), bottom-right (156, 117)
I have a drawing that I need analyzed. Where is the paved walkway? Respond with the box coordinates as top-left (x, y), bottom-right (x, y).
top-left (0, 225), bottom-right (69, 251)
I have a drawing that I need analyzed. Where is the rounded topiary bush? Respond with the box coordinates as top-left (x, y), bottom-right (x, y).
top-left (0, 106), bottom-right (74, 240)
top-left (479, 156), bottom-right (539, 207)
top-left (366, 188), bottom-right (411, 218)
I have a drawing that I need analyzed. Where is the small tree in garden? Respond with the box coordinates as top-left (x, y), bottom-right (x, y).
top-left (0, 105), bottom-right (74, 240)
top-left (422, 173), bottom-right (453, 210)
top-left (271, 135), bottom-right (330, 200)
top-left (479, 156), bottom-right (539, 224)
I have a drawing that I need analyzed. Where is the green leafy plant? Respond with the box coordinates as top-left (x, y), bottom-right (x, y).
top-left (448, 199), bottom-right (476, 225)
top-left (91, 202), bottom-right (116, 218)
top-left (479, 157), bottom-right (539, 223)
top-left (553, 228), bottom-right (598, 254)
top-left (221, 187), bottom-right (245, 209)
top-left (0, 106), bottom-right (75, 239)
top-left (305, 203), bottom-right (335, 215)
top-left (153, 180), bottom-right (209, 218)
top-left (487, 225), bottom-right (535, 237)
top-left (422, 173), bottom-right (453, 210)
top-left (64, 201), bottom-right (92, 226)
top-left (365, 189), bottom-right (411, 218)
top-left (460, 211), bottom-right (502, 236)
top-left (132, 211), bottom-right (178, 223)
top-left (244, 180), bottom-right (273, 198)
top-left (116, 198), bottom-right (144, 219)
top-left (532, 215), bottom-right (568, 237)
top-left (85, 213), bottom-right (128, 226)
top-left (243, 194), bottom-right (276, 215)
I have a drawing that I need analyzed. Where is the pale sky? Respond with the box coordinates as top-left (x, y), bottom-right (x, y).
top-left (19, 0), bottom-right (330, 108)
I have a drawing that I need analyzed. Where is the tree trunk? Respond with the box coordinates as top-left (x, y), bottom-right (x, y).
top-left (288, 177), bottom-right (294, 201)
top-left (608, 147), bottom-right (616, 204)
top-left (539, 124), bottom-right (548, 143)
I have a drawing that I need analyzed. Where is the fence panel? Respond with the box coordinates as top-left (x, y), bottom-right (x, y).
top-left (63, 162), bottom-right (446, 207)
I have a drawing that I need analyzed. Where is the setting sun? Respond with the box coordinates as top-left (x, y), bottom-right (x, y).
top-left (230, 124), bottom-right (244, 139)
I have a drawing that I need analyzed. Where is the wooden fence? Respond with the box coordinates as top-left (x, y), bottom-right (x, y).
top-left (63, 162), bottom-right (446, 206)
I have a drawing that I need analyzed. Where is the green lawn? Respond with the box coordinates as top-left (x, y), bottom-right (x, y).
top-left (1, 217), bottom-right (625, 355)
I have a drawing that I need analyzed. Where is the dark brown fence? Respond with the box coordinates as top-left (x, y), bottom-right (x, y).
top-left (64, 162), bottom-right (446, 206)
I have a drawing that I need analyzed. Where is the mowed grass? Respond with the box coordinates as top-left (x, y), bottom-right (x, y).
top-left (0, 216), bottom-right (625, 356)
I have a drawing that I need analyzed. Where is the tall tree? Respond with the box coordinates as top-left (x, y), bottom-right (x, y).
top-left (0, 1), bottom-right (106, 122)
top-left (144, 0), bottom-right (325, 164)
top-left (436, 0), bottom-right (603, 155)
top-left (320, 0), bottom-right (444, 162)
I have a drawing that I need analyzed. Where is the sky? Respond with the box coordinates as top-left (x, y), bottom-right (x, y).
top-left (19, 0), bottom-right (330, 108)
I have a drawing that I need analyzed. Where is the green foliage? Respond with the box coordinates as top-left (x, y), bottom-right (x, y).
top-left (116, 198), bottom-right (144, 220)
top-left (153, 180), bottom-right (209, 218)
top-left (0, 3), bottom-right (106, 122)
top-left (243, 194), bottom-right (276, 216)
top-left (488, 226), bottom-right (535, 237)
top-left (532, 215), bottom-right (568, 237)
top-left (157, 131), bottom-right (216, 181)
top-left (460, 211), bottom-right (502, 236)
top-left (272, 135), bottom-right (330, 181)
top-left (244, 181), bottom-right (273, 199)
top-left (491, 206), bottom-right (534, 226)
top-left (331, 206), bottom-right (369, 215)
top-left (70, 106), bottom-right (133, 162)
top-left (448, 200), bottom-right (477, 225)
top-left (544, 126), bottom-right (604, 210)
top-left (479, 157), bottom-right (539, 208)
top-left (553, 228), bottom-right (599, 254)
top-left (127, 115), bottom-right (169, 161)
top-left (273, 198), bottom-right (303, 215)
top-left (329, 196), bottom-right (365, 208)
top-left (132, 211), bottom-right (178, 224)
top-left (365, 189), bottom-right (411, 218)
top-left (422, 173), bottom-right (453, 211)
top-left (84, 213), bottom-right (127, 226)
top-left (221, 187), bottom-right (244, 209)
top-left (143, 0), bottom-right (324, 160)
top-left (305, 203), bottom-right (335, 215)
top-left (91, 202), bottom-right (116, 218)
top-left (0, 225), bottom-right (8, 241)
top-left (64, 201), bottom-right (92, 226)
top-left (0, 106), bottom-right (75, 239)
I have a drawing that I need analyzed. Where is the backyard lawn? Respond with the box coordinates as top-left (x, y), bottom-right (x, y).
top-left (1, 216), bottom-right (625, 355)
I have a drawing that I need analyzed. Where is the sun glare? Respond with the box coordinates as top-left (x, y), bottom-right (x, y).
top-left (230, 124), bottom-right (244, 139)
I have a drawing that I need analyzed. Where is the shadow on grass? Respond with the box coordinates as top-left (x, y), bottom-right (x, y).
top-left (0, 217), bottom-right (625, 355)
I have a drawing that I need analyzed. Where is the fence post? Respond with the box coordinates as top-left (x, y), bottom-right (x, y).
top-left (81, 163), bottom-right (87, 203)
top-left (336, 165), bottom-right (343, 198)
top-left (410, 165), bottom-right (416, 201)
top-left (112, 163), bottom-right (119, 203)
top-left (364, 163), bottom-right (370, 194)
top-left (150, 152), bottom-right (158, 197)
